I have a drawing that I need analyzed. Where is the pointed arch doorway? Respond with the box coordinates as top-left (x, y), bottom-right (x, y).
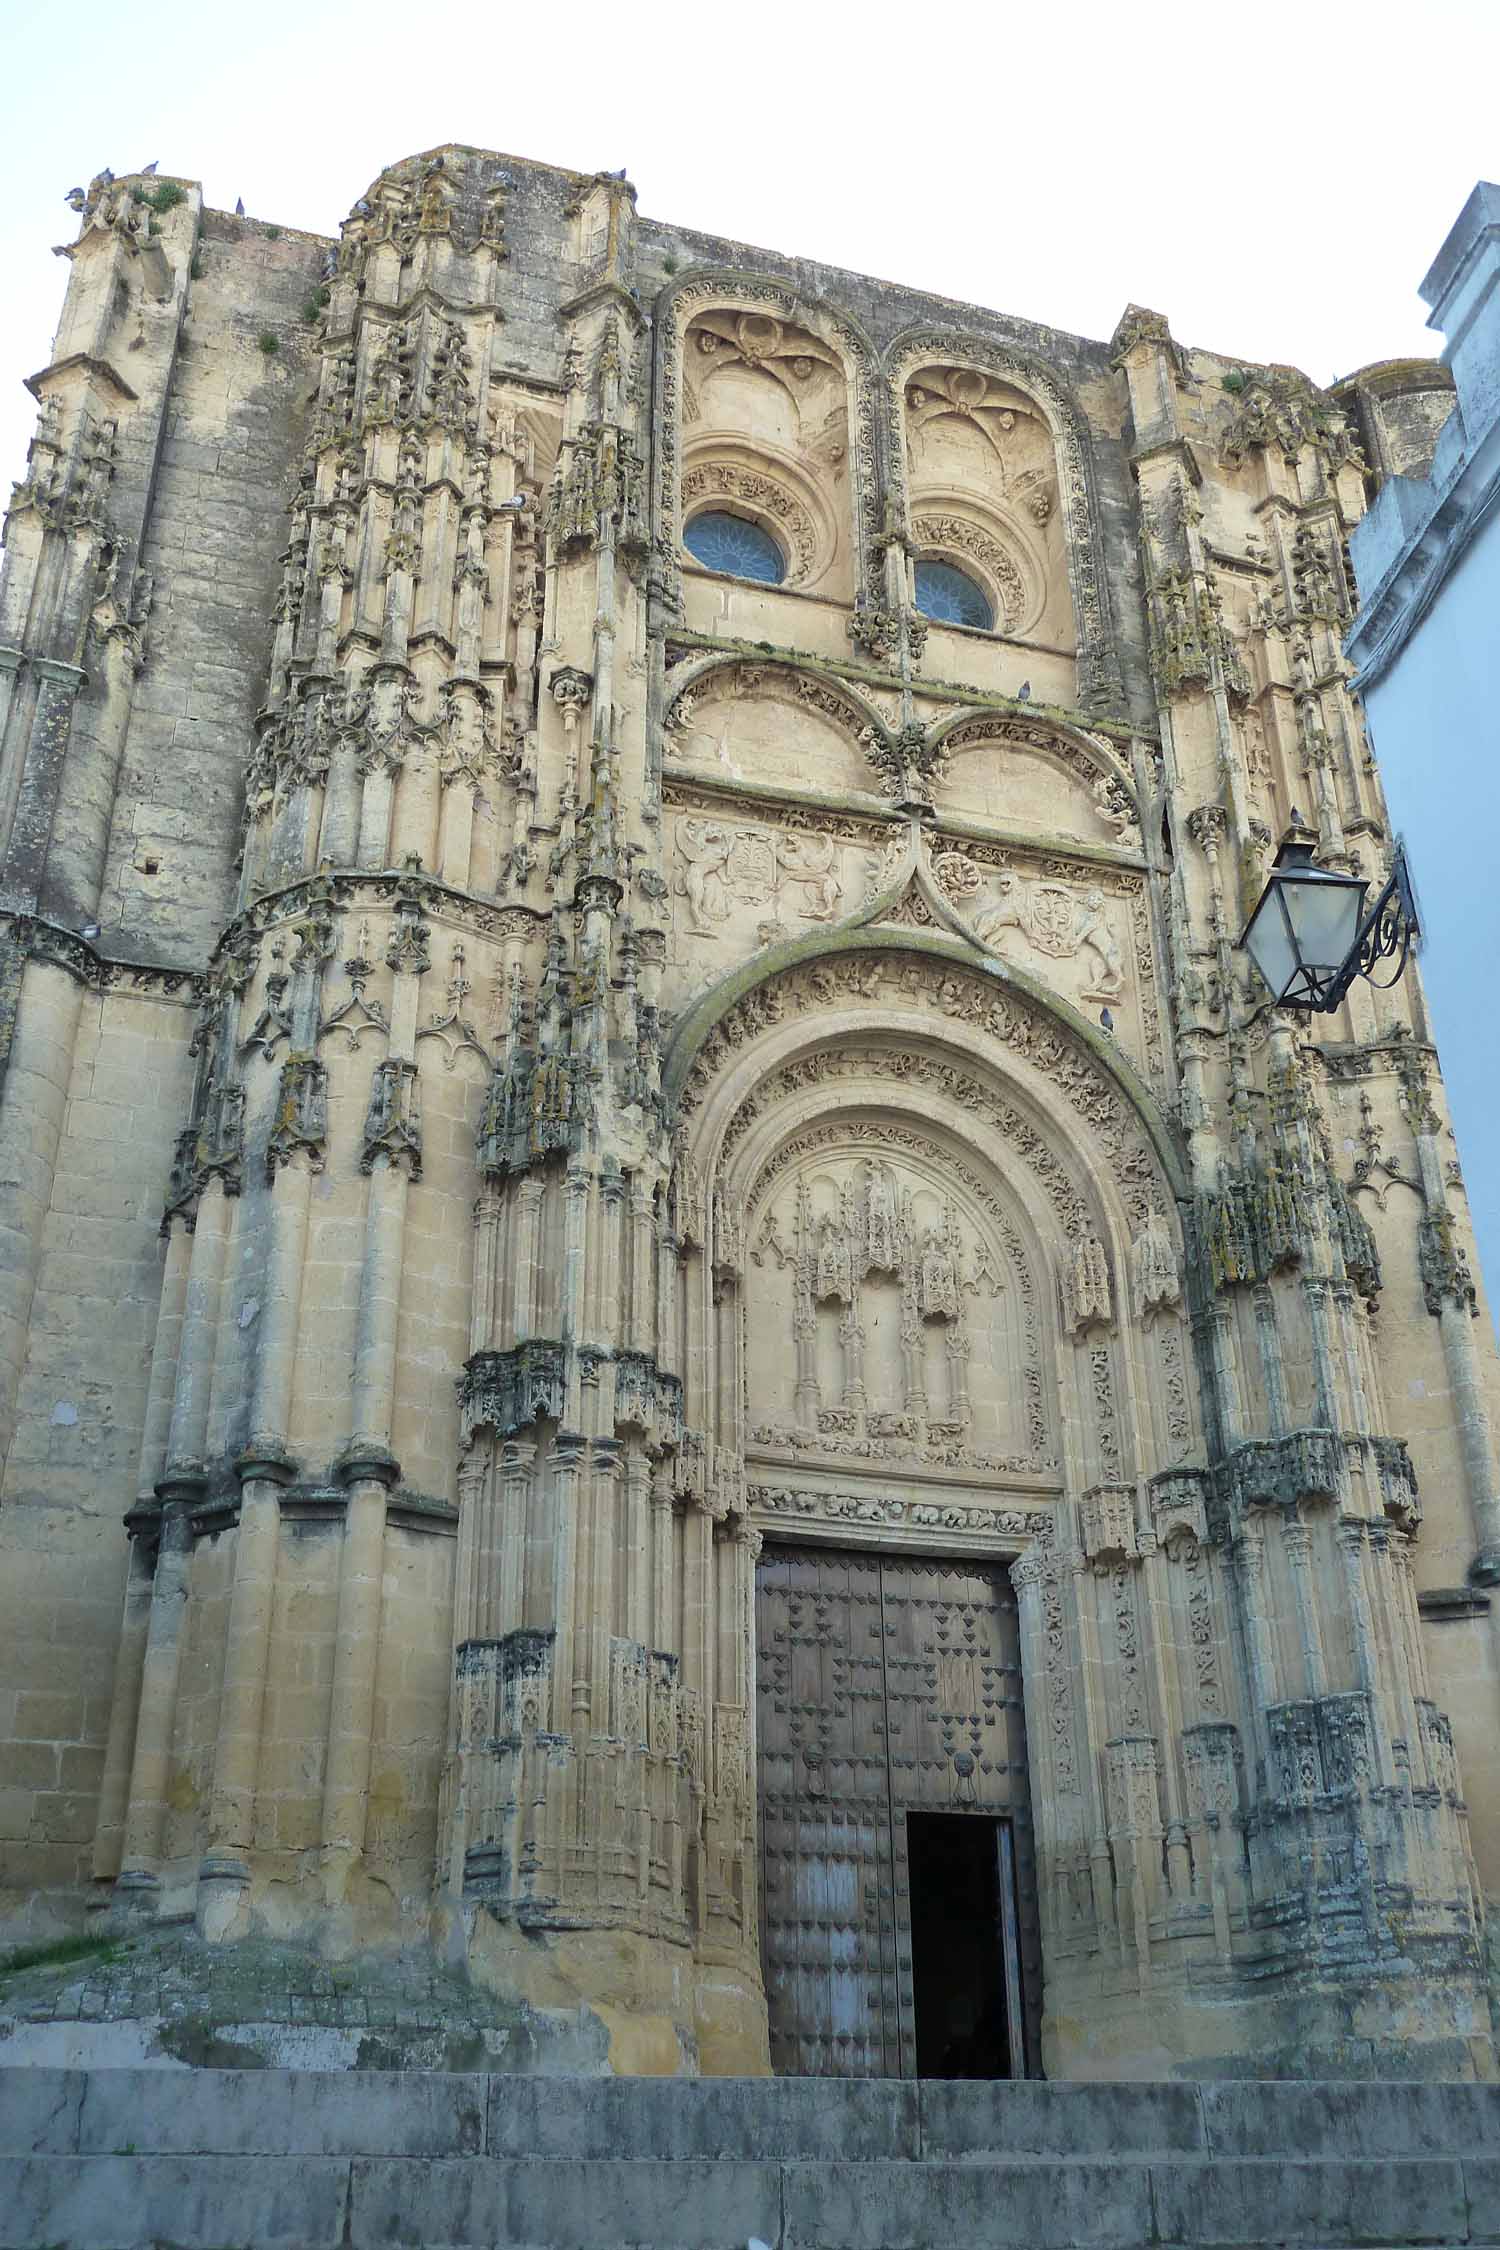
top-left (756, 1541), bottom-right (1041, 2080)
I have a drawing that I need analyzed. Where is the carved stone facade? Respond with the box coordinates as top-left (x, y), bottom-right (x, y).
top-left (2, 149), bottom-right (1499, 2083)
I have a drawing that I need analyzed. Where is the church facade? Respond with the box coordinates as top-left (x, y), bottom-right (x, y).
top-left (2, 144), bottom-right (1499, 2082)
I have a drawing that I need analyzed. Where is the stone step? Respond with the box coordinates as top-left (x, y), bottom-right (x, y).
top-left (6, 2069), bottom-right (1500, 2163)
top-left (2, 2071), bottom-right (1499, 2248)
top-left (0, 2149), bottom-right (1497, 2248)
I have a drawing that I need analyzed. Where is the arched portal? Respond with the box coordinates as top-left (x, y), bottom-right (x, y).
top-left (665, 937), bottom-right (1199, 2078)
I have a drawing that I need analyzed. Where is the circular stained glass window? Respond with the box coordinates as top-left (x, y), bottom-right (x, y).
top-left (683, 509), bottom-right (786, 585)
top-left (914, 558), bottom-right (993, 632)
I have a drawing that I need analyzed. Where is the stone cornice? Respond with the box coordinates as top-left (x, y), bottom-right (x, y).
top-left (0, 911), bottom-right (199, 1001)
top-left (0, 874), bottom-right (558, 1014)
top-left (25, 352), bottom-right (139, 404)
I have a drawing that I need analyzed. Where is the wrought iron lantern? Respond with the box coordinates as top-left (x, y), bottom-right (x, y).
top-left (1240, 813), bottom-right (1420, 1012)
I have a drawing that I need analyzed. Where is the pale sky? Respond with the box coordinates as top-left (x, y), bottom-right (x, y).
top-left (3, 0), bottom-right (1497, 497)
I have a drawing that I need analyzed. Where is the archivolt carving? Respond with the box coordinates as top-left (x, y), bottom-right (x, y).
top-left (885, 331), bottom-right (1124, 714)
top-left (674, 945), bottom-right (1178, 1230)
top-left (682, 456), bottom-right (823, 587)
top-left (662, 653), bottom-right (886, 754)
top-left (717, 1042), bottom-right (1095, 1241)
top-left (912, 511), bottom-right (1032, 634)
top-left (931, 713), bottom-right (1140, 840)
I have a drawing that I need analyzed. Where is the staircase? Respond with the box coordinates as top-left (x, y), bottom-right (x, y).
top-left (3, 2069), bottom-right (1499, 2246)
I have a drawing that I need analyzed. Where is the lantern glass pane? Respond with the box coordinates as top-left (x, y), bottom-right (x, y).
top-left (1281, 872), bottom-right (1366, 981)
top-left (1244, 866), bottom-right (1367, 1004)
top-left (1244, 891), bottom-right (1300, 1002)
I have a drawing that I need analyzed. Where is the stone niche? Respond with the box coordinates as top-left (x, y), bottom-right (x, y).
top-left (904, 363), bottom-right (1075, 652)
top-left (680, 307), bottom-right (855, 614)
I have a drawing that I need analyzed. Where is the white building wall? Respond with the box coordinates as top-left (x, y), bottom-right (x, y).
top-left (1349, 182), bottom-right (1500, 1324)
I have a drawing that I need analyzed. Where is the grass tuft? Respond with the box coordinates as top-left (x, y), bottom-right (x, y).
top-left (0, 1932), bottom-right (126, 1980)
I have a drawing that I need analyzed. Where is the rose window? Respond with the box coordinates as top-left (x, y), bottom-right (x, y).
top-left (914, 558), bottom-right (993, 632)
top-left (683, 509), bottom-right (786, 585)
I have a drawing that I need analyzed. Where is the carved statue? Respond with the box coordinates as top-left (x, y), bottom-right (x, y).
top-left (863, 1162), bottom-right (902, 1274)
top-left (919, 1225), bottom-right (959, 1321)
top-left (813, 1214), bottom-right (852, 1303)
top-left (673, 819), bottom-right (737, 931)
top-left (775, 831), bottom-right (841, 919)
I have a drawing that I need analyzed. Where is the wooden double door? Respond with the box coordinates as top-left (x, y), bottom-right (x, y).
top-left (756, 1543), bottom-right (1041, 2079)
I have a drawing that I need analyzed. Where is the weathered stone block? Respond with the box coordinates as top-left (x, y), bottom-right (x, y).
top-left (486, 2073), bottom-right (919, 2161)
top-left (0, 2069), bottom-right (85, 2154)
top-left (1201, 2079), bottom-right (1500, 2160)
top-left (345, 2154), bottom-right (781, 2248)
top-left (920, 2079), bottom-right (1204, 2158)
top-left (0, 2152), bottom-right (351, 2249)
top-left (75, 2067), bottom-right (484, 2156)
top-left (1149, 2155), bottom-right (1468, 2245)
top-left (781, 2156), bottom-right (1156, 2248)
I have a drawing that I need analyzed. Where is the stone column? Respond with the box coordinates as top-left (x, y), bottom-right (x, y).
top-left (92, 1213), bottom-right (196, 1884)
top-left (116, 1495), bottom-right (195, 1898)
top-left (199, 1149), bottom-right (312, 1931)
top-left (1438, 1296), bottom-right (1500, 1580)
top-left (91, 1525), bottom-right (155, 1885)
top-left (319, 1474), bottom-right (393, 1910)
top-left (1410, 1074), bottom-right (1500, 1578)
top-left (136, 1219), bottom-right (194, 1497)
top-left (322, 1146), bottom-right (412, 1908)
top-left (0, 958), bottom-right (83, 1476)
top-left (163, 1180), bottom-right (233, 1487)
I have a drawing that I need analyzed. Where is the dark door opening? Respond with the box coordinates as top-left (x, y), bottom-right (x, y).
top-left (907, 1812), bottom-right (1026, 2079)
